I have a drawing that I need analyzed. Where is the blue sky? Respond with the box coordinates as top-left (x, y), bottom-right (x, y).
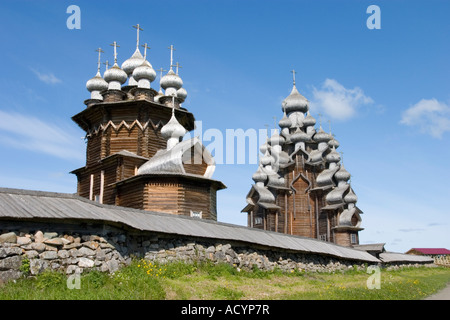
top-left (0, 0), bottom-right (448, 253)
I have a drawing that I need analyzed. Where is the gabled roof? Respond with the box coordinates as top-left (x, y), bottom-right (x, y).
top-left (137, 137), bottom-right (215, 178)
top-left (70, 150), bottom-right (148, 174)
top-left (101, 150), bottom-right (149, 162)
top-left (406, 248), bottom-right (450, 255)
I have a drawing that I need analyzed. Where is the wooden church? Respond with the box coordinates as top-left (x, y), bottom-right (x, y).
top-left (70, 25), bottom-right (362, 246)
top-left (241, 72), bottom-right (363, 247)
top-left (71, 26), bottom-right (225, 220)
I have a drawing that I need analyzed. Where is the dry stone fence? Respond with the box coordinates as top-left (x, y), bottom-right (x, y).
top-left (0, 227), bottom-right (434, 284)
top-left (0, 188), bottom-right (434, 284)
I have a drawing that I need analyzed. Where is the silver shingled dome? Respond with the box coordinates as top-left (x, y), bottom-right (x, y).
top-left (252, 166), bottom-right (268, 183)
top-left (104, 63), bottom-right (128, 85)
top-left (334, 164), bottom-right (351, 182)
top-left (177, 87), bottom-right (188, 103)
top-left (290, 128), bottom-right (309, 143)
top-left (160, 69), bottom-right (183, 90)
top-left (133, 60), bottom-right (156, 83)
top-left (313, 127), bottom-right (332, 143)
top-left (344, 188), bottom-right (358, 204)
top-left (325, 148), bottom-right (341, 163)
top-left (303, 112), bottom-right (316, 127)
top-left (86, 71), bottom-right (108, 93)
top-left (121, 48), bottom-right (144, 76)
top-left (160, 110), bottom-right (186, 141)
top-left (282, 85), bottom-right (309, 114)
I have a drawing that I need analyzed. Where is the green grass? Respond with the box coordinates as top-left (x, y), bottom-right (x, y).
top-left (1, 259), bottom-right (449, 300)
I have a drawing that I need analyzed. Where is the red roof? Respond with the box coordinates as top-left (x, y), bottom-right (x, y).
top-left (407, 248), bottom-right (450, 255)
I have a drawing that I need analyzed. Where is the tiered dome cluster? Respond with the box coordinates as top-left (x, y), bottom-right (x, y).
top-left (250, 78), bottom-right (360, 228)
top-left (85, 27), bottom-right (187, 106)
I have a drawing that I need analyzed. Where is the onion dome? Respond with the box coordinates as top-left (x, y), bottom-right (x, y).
top-left (133, 60), bottom-right (156, 89)
top-left (328, 137), bottom-right (340, 149)
top-left (268, 131), bottom-right (285, 146)
top-left (259, 141), bottom-right (269, 155)
top-left (303, 112), bottom-right (316, 128)
top-left (313, 127), bottom-right (332, 143)
top-left (86, 71), bottom-right (108, 99)
top-left (290, 127), bottom-right (309, 144)
top-left (334, 164), bottom-right (351, 182)
top-left (282, 85), bottom-right (309, 114)
top-left (176, 87), bottom-right (188, 103)
top-left (104, 63), bottom-right (127, 90)
top-left (344, 188), bottom-right (358, 204)
top-left (278, 110), bottom-right (292, 129)
top-left (260, 151), bottom-right (274, 167)
top-left (121, 48), bottom-right (144, 85)
top-left (325, 147), bottom-right (341, 163)
top-left (161, 69), bottom-right (183, 96)
top-left (161, 108), bottom-right (187, 149)
top-left (252, 166), bottom-right (268, 184)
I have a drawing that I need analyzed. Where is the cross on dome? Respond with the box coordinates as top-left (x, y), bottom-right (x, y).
top-left (317, 112), bottom-right (323, 127)
top-left (141, 43), bottom-right (150, 60)
top-left (157, 67), bottom-right (166, 90)
top-left (95, 48), bottom-right (104, 72)
top-left (290, 69), bottom-right (297, 86)
top-left (174, 62), bottom-right (182, 75)
top-left (132, 24), bottom-right (143, 49)
top-left (103, 60), bottom-right (111, 71)
top-left (168, 45), bottom-right (176, 70)
top-left (110, 41), bottom-right (120, 64)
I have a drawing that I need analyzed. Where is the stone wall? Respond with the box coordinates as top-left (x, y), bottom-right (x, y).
top-left (0, 227), bottom-right (434, 284)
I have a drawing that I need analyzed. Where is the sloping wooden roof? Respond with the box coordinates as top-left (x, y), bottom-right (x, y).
top-left (380, 252), bottom-right (434, 263)
top-left (0, 187), bottom-right (378, 263)
top-left (0, 188), bottom-right (435, 265)
top-left (352, 243), bottom-right (386, 253)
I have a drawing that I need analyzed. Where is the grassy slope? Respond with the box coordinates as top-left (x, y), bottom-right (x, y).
top-left (1, 260), bottom-right (449, 300)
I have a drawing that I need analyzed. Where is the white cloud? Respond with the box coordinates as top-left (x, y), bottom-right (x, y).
top-left (31, 68), bottom-right (62, 84)
top-left (400, 98), bottom-right (450, 138)
top-left (310, 79), bottom-right (374, 121)
top-left (0, 110), bottom-right (84, 161)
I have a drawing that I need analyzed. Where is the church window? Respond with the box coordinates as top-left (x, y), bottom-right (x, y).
top-left (190, 211), bottom-right (202, 219)
top-left (255, 217), bottom-right (263, 225)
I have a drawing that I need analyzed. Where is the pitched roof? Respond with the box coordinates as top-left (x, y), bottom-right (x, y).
top-left (380, 252), bottom-right (434, 263)
top-left (137, 137), bottom-right (215, 178)
top-left (406, 248), bottom-right (450, 255)
top-left (352, 243), bottom-right (386, 253)
top-left (0, 187), bottom-right (378, 263)
top-left (0, 187), bottom-right (435, 265)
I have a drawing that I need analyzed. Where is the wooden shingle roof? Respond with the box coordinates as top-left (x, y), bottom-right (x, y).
top-left (0, 188), bottom-right (433, 265)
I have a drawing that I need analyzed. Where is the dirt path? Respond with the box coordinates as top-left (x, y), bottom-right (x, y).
top-left (424, 283), bottom-right (450, 300)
